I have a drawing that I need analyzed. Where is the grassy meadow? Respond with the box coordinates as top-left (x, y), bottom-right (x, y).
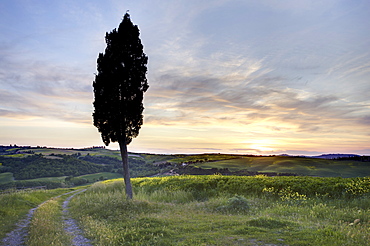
top-left (26, 192), bottom-right (74, 246)
top-left (22, 172), bottom-right (122, 183)
top-left (78, 172), bottom-right (123, 181)
top-left (1, 147), bottom-right (369, 189)
top-left (0, 187), bottom-right (76, 240)
top-left (0, 172), bottom-right (14, 184)
top-left (31, 147), bottom-right (121, 158)
top-left (189, 156), bottom-right (370, 177)
top-left (69, 176), bottom-right (370, 245)
top-left (1, 147), bottom-right (370, 245)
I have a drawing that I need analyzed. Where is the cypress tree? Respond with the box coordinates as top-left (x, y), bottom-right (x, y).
top-left (93, 12), bottom-right (148, 199)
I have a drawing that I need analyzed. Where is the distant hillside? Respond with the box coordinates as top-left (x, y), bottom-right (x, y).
top-left (0, 154), bottom-right (108, 179)
top-left (0, 145), bottom-right (168, 189)
top-left (312, 154), bottom-right (360, 159)
top-left (0, 145), bottom-right (369, 190)
top-left (169, 154), bottom-right (370, 178)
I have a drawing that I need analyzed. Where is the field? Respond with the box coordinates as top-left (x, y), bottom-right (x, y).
top-left (0, 187), bottom-right (77, 240)
top-left (78, 172), bottom-right (123, 181)
top-left (1, 175), bottom-right (369, 245)
top-left (68, 176), bottom-right (370, 245)
top-left (188, 156), bottom-right (370, 177)
top-left (15, 172), bottom-right (122, 183)
top-left (31, 148), bottom-right (121, 157)
top-left (3, 147), bottom-right (366, 180)
top-left (0, 172), bottom-right (14, 184)
top-left (168, 154), bottom-right (240, 164)
top-left (1, 146), bottom-right (369, 192)
top-left (22, 176), bottom-right (68, 182)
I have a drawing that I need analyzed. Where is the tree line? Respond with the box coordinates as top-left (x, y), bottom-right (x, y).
top-left (0, 153), bottom-right (163, 182)
top-left (0, 154), bottom-right (109, 180)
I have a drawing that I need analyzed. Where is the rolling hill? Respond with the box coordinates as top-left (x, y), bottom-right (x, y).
top-left (0, 145), bottom-right (369, 190)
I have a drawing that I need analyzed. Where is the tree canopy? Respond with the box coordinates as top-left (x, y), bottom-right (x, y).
top-left (93, 12), bottom-right (148, 146)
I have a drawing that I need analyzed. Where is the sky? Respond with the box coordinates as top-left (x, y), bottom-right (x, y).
top-left (0, 0), bottom-right (369, 155)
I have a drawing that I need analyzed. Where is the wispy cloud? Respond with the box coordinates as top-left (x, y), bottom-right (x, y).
top-left (0, 45), bottom-right (93, 124)
top-left (0, 0), bottom-right (369, 154)
top-left (145, 62), bottom-right (369, 139)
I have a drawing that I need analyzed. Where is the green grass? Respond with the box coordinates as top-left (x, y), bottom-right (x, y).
top-left (18, 172), bottom-right (122, 184)
top-left (193, 156), bottom-right (370, 177)
top-left (24, 176), bottom-right (68, 182)
top-left (169, 154), bottom-right (240, 164)
top-left (69, 176), bottom-right (370, 245)
top-left (3, 149), bottom-right (368, 179)
top-left (79, 172), bottom-right (122, 181)
top-left (1, 176), bottom-right (369, 245)
top-left (27, 195), bottom-right (72, 246)
top-left (131, 175), bottom-right (370, 199)
top-left (32, 148), bottom-right (87, 156)
top-left (1, 153), bottom-right (27, 158)
top-left (30, 147), bottom-right (121, 157)
top-left (140, 153), bottom-right (175, 164)
top-left (5, 148), bottom-right (22, 152)
top-left (0, 172), bottom-right (14, 184)
top-left (0, 188), bottom-right (75, 240)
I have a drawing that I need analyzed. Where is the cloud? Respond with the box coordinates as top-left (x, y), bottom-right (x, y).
top-left (0, 46), bottom-right (93, 124)
top-left (1, 0), bottom-right (369, 154)
top-left (358, 115), bottom-right (370, 127)
top-left (140, 0), bottom-right (370, 140)
top-left (145, 62), bottom-right (369, 139)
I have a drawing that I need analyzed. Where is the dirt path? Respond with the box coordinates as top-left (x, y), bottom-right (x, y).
top-left (62, 189), bottom-right (92, 246)
top-left (1, 189), bottom-right (91, 246)
top-left (1, 205), bottom-right (37, 246)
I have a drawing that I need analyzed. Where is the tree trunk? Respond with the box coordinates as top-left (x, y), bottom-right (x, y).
top-left (118, 139), bottom-right (133, 199)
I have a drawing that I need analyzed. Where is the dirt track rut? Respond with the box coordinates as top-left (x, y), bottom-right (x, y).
top-left (1, 189), bottom-right (91, 246)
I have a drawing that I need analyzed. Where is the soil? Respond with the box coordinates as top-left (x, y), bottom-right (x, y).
top-left (62, 189), bottom-right (92, 246)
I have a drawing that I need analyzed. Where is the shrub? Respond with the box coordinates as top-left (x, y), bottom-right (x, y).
top-left (345, 177), bottom-right (370, 197)
top-left (245, 217), bottom-right (296, 229)
top-left (217, 195), bottom-right (250, 213)
top-left (262, 186), bottom-right (309, 205)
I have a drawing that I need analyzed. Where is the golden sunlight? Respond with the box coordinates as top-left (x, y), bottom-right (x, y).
top-left (242, 139), bottom-right (277, 153)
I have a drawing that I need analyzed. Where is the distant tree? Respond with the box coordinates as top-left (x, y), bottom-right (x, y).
top-left (92, 12), bottom-right (148, 199)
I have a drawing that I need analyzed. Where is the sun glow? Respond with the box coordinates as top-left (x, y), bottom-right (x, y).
top-left (242, 139), bottom-right (277, 153)
top-left (249, 144), bottom-right (275, 153)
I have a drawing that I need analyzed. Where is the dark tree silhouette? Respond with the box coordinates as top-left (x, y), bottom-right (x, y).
top-left (93, 12), bottom-right (148, 199)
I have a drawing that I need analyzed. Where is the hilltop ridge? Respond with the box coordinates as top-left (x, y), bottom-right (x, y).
top-left (0, 144), bottom-right (367, 158)
top-left (1, 145), bottom-right (369, 191)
